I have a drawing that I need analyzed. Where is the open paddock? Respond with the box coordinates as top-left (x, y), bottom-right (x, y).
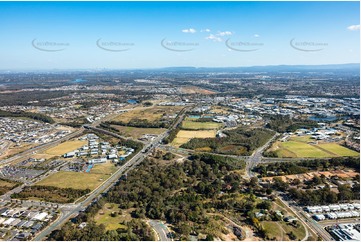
top-left (172, 130), bottom-right (216, 147)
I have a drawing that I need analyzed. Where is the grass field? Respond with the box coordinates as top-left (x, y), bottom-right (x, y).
top-left (172, 130), bottom-right (216, 147)
top-left (269, 135), bottom-right (359, 158)
top-left (317, 143), bottom-right (359, 156)
top-left (110, 125), bottom-right (165, 139)
top-left (112, 106), bottom-right (183, 123)
top-left (35, 162), bottom-right (116, 190)
top-left (261, 221), bottom-right (285, 241)
top-left (181, 120), bottom-right (222, 130)
top-left (94, 203), bottom-right (128, 231)
top-left (44, 140), bottom-right (87, 156)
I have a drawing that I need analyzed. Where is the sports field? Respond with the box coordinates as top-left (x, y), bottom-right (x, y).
top-left (269, 135), bottom-right (359, 158)
top-left (43, 140), bottom-right (87, 156)
top-left (181, 120), bottom-right (222, 130)
top-left (111, 125), bottom-right (165, 139)
top-left (36, 162), bottom-right (117, 190)
top-left (172, 130), bottom-right (216, 147)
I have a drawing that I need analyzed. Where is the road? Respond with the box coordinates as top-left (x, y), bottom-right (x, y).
top-left (245, 132), bottom-right (279, 178)
top-left (148, 220), bottom-right (173, 241)
top-left (278, 194), bottom-right (333, 241)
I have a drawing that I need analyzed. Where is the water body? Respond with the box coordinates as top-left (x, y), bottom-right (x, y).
top-left (189, 115), bottom-right (200, 119)
top-left (127, 99), bottom-right (138, 104)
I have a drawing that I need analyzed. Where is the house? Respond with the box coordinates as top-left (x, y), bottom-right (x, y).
top-left (15, 232), bottom-right (32, 240)
top-left (107, 154), bottom-right (118, 159)
top-left (284, 216), bottom-right (297, 222)
top-left (79, 222), bottom-right (87, 229)
top-left (313, 214), bottom-right (325, 221)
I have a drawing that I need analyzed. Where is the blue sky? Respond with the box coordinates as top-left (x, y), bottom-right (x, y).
top-left (0, 1), bottom-right (359, 70)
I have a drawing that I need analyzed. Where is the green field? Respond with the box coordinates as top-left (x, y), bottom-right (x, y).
top-left (317, 143), bottom-right (359, 156)
top-left (35, 163), bottom-right (116, 190)
top-left (181, 120), bottom-right (222, 130)
top-left (280, 141), bottom-right (330, 157)
top-left (270, 135), bottom-right (359, 158)
top-left (94, 203), bottom-right (128, 231)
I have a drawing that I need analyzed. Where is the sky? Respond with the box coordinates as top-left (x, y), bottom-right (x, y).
top-left (0, 1), bottom-right (359, 70)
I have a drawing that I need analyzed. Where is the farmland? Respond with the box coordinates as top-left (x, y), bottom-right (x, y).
top-left (268, 135), bottom-right (359, 158)
top-left (110, 125), bottom-right (165, 139)
top-left (172, 130), bottom-right (217, 147)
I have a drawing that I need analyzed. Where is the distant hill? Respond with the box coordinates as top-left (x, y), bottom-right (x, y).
top-left (152, 63), bottom-right (360, 73)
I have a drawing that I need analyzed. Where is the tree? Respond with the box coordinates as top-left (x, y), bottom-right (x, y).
top-left (288, 231), bottom-right (297, 240)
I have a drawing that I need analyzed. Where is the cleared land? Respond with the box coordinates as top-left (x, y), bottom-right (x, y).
top-left (172, 130), bottom-right (216, 147)
top-left (181, 120), bottom-right (222, 130)
top-left (94, 203), bottom-right (129, 230)
top-left (269, 135), bottom-right (359, 158)
top-left (110, 125), bottom-right (165, 139)
top-left (43, 140), bottom-right (87, 156)
top-left (36, 162), bottom-right (117, 190)
top-left (181, 86), bottom-right (216, 94)
top-left (112, 106), bottom-right (183, 123)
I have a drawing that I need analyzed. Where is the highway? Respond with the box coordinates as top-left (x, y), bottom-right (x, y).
top-left (245, 132), bottom-right (279, 178)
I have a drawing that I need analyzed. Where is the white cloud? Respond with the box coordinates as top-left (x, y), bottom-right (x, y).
top-left (254, 34), bottom-right (260, 38)
top-left (201, 28), bottom-right (211, 32)
top-left (205, 34), bottom-right (222, 42)
top-left (182, 28), bottom-right (196, 33)
top-left (347, 25), bottom-right (360, 31)
top-left (217, 31), bottom-right (233, 36)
